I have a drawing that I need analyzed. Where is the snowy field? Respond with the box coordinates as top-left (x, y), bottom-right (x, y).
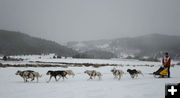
top-left (1, 54), bottom-right (178, 66)
top-left (0, 65), bottom-right (180, 98)
top-left (0, 55), bottom-right (180, 98)
top-left (1, 54), bottom-right (179, 66)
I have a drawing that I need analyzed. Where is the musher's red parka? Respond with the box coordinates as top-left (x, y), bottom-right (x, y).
top-left (162, 56), bottom-right (171, 67)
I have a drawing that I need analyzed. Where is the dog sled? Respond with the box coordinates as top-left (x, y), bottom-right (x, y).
top-left (153, 66), bottom-right (169, 78)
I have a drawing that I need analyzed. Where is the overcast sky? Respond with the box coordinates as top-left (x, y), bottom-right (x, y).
top-left (0, 0), bottom-right (180, 43)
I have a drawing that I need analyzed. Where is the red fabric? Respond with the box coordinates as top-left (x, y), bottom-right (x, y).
top-left (162, 56), bottom-right (171, 66)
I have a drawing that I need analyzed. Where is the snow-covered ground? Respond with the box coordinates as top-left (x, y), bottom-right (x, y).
top-left (0, 65), bottom-right (180, 98)
top-left (1, 54), bottom-right (178, 66)
top-left (0, 54), bottom-right (178, 66)
top-left (0, 55), bottom-right (180, 98)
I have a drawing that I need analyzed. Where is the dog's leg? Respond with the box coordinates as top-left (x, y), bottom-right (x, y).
top-left (90, 75), bottom-right (94, 80)
top-left (23, 77), bottom-right (26, 83)
top-left (31, 75), bottom-right (34, 81)
top-left (89, 75), bottom-right (92, 79)
top-left (24, 76), bottom-right (28, 82)
top-left (61, 76), bottom-right (65, 81)
top-left (32, 76), bottom-right (34, 81)
top-left (62, 76), bottom-right (68, 81)
top-left (131, 75), bottom-right (134, 79)
top-left (141, 73), bottom-right (144, 76)
top-left (133, 74), bottom-right (136, 78)
top-left (72, 74), bottom-right (75, 78)
top-left (26, 78), bottom-right (28, 82)
top-left (134, 74), bottom-right (136, 78)
top-left (36, 77), bottom-right (38, 83)
top-left (55, 76), bottom-right (58, 81)
top-left (88, 76), bottom-right (93, 80)
top-left (135, 74), bottom-right (138, 78)
top-left (99, 76), bottom-right (102, 80)
top-left (114, 75), bottom-right (116, 79)
top-left (118, 75), bottom-right (121, 80)
top-left (57, 76), bottom-right (61, 81)
top-left (65, 76), bottom-right (68, 79)
top-left (31, 78), bottom-right (34, 81)
top-left (93, 75), bottom-right (96, 79)
top-left (115, 75), bottom-right (118, 79)
top-left (88, 77), bottom-right (91, 80)
top-left (47, 76), bottom-right (52, 83)
top-left (26, 78), bottom-right (29, 82)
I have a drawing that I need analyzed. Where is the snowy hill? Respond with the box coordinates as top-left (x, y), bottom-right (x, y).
top-left (66, 34), bottom-right (180, 58)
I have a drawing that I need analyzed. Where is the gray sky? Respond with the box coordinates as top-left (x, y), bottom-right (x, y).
top-left (0, 0), bottom-right (180, 43)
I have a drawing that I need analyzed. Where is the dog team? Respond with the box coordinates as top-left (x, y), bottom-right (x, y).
top-left (15, 68), bottom-right (143, 83)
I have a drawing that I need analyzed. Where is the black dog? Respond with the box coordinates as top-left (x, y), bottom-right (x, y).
top-left (127, 69), bottom-right (143, 79)
top-left (46, 70), bottom-right (68, 83)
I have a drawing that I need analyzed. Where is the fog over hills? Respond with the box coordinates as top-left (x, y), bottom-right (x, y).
top-left (1, 30), bottom-right (179, 59)
top-left (66, 33), bottom-right (180, 59)
top-left (0, 30), bottom-right (117, 59)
